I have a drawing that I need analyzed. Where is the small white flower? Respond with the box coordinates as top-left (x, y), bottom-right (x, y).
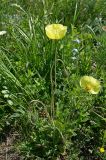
top-left (71, 56), bottom-right (77, 60)
top-left (96, 42), bottom-right (101, 46)
top-left (73, 39), bottom-right (80, 44)
top-left (0, 31), bottom-right (7, 36)
top-left (72, 48), bottom-right (78, 52)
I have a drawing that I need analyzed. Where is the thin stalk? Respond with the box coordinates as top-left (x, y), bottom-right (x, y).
top-left (54, 41), bottom-right (57, 88)
top-left (50, 63), bottom-right (54, 119)
top-left (73, 0), bottom-right (79, 25)
top-left (92, 111), bottom-right (106, 122)
top-left (50, 41), bottom-right (55, 119)
top-left (50, 40), bottom-right (57, 119)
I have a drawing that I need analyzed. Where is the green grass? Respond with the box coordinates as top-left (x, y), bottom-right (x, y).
top-left (0, 0), bottom-right (106, 159)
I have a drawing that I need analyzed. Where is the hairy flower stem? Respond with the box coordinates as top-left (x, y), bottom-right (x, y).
top-left (54, 45), bottom-right (57, 89)
top-left (50, 63), bottom-right (55, 119)
top-left (50, 41), bottom-right (57, 119)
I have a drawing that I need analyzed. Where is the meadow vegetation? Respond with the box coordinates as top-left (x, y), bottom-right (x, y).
top-left (0, 0), bottom-right (106, 159)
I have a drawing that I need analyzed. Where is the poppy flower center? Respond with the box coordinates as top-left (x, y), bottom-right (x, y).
top-left (85, 84), bottom-right (92, 91)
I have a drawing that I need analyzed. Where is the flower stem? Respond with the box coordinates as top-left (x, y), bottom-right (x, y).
top-left (50, 63), bottom-right (54, 119)
top-left (50, 40), bottom-right (57, 119)
top-left (54, 41), bottom-right (57, 89)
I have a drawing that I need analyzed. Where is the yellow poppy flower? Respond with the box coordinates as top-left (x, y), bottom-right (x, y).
top-left (45, 24), bottom-right (67, 40)
top-left (102, 26), bottom-right (106, 31)
top-left (99, 147), bottom-right (105, 153)
top-left (80, 76), bottom-right (101, 94)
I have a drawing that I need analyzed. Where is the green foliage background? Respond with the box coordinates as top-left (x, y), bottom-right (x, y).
top-left (0, 0), bottom-right (106, 159)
